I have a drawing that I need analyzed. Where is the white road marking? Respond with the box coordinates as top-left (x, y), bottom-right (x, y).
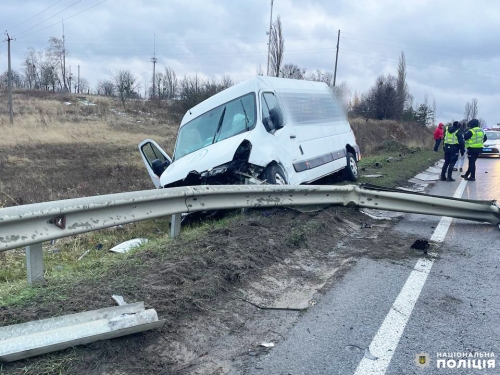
top-left (353, 179), bottom-right (467, 375)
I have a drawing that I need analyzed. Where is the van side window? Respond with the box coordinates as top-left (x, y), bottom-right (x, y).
top-left (261, 92), bottom-right (283, 133)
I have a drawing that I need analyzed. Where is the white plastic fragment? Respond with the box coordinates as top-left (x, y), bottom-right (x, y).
top-left (112, 295), bottom-right (127, 306)
top-left (260, 342), bottom-right (275, 348)
top-left (109, 238), bottom-right (148, 253)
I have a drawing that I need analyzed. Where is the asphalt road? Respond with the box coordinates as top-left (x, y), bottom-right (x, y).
top-left (247, 157), bottom-right (500, 375)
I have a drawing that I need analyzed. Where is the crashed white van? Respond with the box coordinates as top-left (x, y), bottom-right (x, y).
top-left (139, 76), bottom-right (361, 188)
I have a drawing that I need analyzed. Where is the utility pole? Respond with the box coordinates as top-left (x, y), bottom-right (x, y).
top-left (62, 20), bottom-right (67, 92)
top-left (77, 64), bottom-right (80, 93)
top-left (266, 0), bottom-right (274, 76)
top-left (151, 33), bottom-right (157, 100)
top-left (68, 66), bottom-right (72, 94)
top-left (4, 31), bottom-right (14, 124)
top-left (333, 29), bottom-right (340, 87)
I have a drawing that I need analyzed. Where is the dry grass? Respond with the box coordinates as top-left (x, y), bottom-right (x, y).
top-left (0, 91), bottom-right (178, 152)
top-left (0, 90), bottom-right (181, 206)
top-left (349, 118), bottom-right (434, 156)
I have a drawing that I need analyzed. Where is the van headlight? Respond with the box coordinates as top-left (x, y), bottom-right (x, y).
top-left (202, 164), bottom-right (228, 177)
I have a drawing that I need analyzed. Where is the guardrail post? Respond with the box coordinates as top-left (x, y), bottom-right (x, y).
top-left (170, 213), bottom-right (181, 238)
top-left (241, 178), bottom-right (250, 214)
top-left (26, 242), bottom-right (44, 284)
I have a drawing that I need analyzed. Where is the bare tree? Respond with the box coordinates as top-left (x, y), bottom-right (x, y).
top-left (97, 79), bottom-right (115, 96)
top-left (307, 70), bottom-right (335, 87)
top-left (176, 74), bottom-right (233, 114)
top-left (396, 51), bottom-right (409, 120)
top-left (0, 70), bottom-right (23, 88)
top-left (78, 78), bottom-right (90, 94)
top-left (113, 70), bottom-right (139, 108)
top-left (22, 47), bottom-right (39, 89)
top-left (432, 98), bottom-right (436, 127)
top-left (280, 63), bottom-right (305, 79)
top-left (464, 102), bottom-right (472, 123)
top-left (464, 98), bottom-right (478, 122)
top-left (470, 98), bottom-right (478, 119)
top-left (46, 36), bottom-right (68, 91)
top-left (269, 16), bottom-right (285, 77)
top-left (164, 67), bottom-right (178, 100)
top-left (40, 62), bottom-right (57, 91)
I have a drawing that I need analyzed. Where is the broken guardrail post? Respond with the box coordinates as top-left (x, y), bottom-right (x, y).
top-left (0, 301), bottom-right (165, 362)
top-left (170, 213), bottom-right (182, 238)
top-left (26, 242), bottom-right (44, 284)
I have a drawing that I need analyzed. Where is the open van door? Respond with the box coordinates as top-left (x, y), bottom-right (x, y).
top-left (138, 139), bottom-right (172, 188)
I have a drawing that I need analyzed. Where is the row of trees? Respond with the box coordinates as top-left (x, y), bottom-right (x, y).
top-left (0, 12), bottom-right (351, 112)
top-left (7, 15), bottom-right (483, 127)
top-left (350, 52), bottom-right (436, 126)
top-left (0, 37), bottom-right (90, 94)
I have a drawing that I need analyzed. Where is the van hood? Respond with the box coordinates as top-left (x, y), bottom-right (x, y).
top-left (160, 133), bottom-right (249, 186)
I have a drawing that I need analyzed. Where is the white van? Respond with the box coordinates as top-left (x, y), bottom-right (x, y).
top-left (139, 76), bottom-right (361, 188)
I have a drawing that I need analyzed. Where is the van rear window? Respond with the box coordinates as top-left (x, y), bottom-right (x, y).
top-left (278, 93), bottom-right (345, 125)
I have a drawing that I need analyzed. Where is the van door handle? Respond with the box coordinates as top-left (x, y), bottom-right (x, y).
top-left (290, 135), bottom-right (296, 139)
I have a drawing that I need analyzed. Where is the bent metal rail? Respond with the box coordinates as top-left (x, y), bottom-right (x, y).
top-left (0, 184), bottom-right (499, 283)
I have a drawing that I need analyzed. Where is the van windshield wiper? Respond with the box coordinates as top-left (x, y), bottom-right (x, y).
top-left (212, 106), bottom-right (226, 144)
top-left (240, 100), bottom-right (250, 131)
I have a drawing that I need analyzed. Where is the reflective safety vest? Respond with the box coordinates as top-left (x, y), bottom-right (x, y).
top-left (444, 126), bottom-right (458, 145)
top-left (465, 127), bottom-right (484, 148)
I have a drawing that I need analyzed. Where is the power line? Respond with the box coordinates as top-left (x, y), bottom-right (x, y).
top-left (8, 0), bottom-right (66, 31)
top-left (341, 35), bottom-right (500, 65)
top-left (340, 48), bottom-right (500, 80)
top-left (15, 0), bottom-right (82, 37)
top-left (16, 0), bottom-right (108, 39)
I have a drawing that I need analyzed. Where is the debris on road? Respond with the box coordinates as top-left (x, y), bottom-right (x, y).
top-left (411, 239), bottom-right (430, 254)
top-left (260, 342), bottom-right (275, 348)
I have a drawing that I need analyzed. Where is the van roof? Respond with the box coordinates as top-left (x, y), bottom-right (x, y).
top-left (180, 76), bottom-right (331, 127)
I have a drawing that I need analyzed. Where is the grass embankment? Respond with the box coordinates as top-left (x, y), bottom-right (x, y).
top-left (0, 92), bottom-right (441, 308)
top-left (350, 118), bottom-right (441, 186)
top-left (0, 90), bottom-right (179, 205)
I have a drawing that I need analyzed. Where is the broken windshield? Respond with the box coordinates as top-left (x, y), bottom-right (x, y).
top-left (173, 93), bottom-right (256, 160)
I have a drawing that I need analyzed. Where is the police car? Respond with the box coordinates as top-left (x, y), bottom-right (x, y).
top-left (480, 130), bottom-right (500, 157)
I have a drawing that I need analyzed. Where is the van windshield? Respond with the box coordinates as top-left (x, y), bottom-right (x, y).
top-left (173, 93), bottom-right (256, 160)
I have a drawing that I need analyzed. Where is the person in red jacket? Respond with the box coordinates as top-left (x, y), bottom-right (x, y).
top-left (433, 123), bottom-right (445, 151)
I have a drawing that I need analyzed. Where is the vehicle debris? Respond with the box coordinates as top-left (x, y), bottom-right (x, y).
top-left (109, 238), bottom-right (148, 253)
top-left (0, 301), bottom-right (165, 362)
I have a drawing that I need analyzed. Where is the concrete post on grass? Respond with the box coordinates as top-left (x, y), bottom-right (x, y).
top-left (170, 213), bottom-right (182, 238)
top-left (26, 242), bottom-right (44, 284)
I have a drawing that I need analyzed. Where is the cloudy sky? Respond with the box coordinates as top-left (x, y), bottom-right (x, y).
top-left (1, 0), bottom-right (499, 126)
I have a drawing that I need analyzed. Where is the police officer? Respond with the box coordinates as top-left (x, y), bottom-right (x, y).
top-left (461, 118), bottom-right (487, 181)
top-left (440, 121), bottom-right (465, 181)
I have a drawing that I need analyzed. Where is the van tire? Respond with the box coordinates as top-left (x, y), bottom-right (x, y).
top-left (344, 152), bottom-right (358, 182)
top-left (264, 164), bottom-right (288, 185)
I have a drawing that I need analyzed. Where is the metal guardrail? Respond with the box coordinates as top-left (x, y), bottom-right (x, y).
top-left (1, 184), bottom-right (499, 283)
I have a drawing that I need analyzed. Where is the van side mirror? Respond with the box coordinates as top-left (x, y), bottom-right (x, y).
top-left (263, 107), bottom-right (284, 132)
top-left (151, 159), bottom-right (170, 177)
top-left (270, 107), bottom-right (284, 129)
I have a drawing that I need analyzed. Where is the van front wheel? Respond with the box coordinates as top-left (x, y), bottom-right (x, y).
top-left (264, 164), bottom-right (288, 185)
top-left (344, 152), bottom-right (358, 182)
